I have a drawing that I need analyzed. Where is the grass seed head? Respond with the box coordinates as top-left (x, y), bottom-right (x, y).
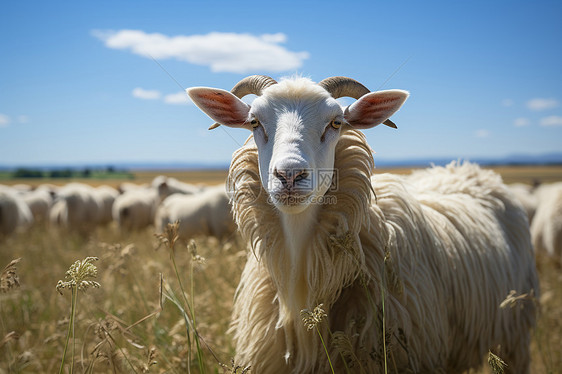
top-left (189, 239), bottom-right (206, 264)
top-left (500, 289), bottom-right (535, 309)
top-left (220, 358), bottom-right (251, 374)
top-left (0, 331), bottom-right (20, 349)
top-left (332, 331), bottom-right (354, 359)
top-left (328, 231), bottom-right (357, 258)
top-left (488, 350), bottom-right (507, 374)
top-left (1, 258), bottom-right (21, 293)
top-left (142, 347), bottom-right (158, 372)
top-left (154, 221), bottom-right (180, 252)
top-left (56, 256), bottom-right (101, 294)
top-left (300, 303), bottom-right (327, 331)
top-left (384, 251), bottom-right (404, 296)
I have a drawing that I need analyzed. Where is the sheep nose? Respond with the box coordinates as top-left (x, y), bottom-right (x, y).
top-left (273, 168), bottom-right (308, 190)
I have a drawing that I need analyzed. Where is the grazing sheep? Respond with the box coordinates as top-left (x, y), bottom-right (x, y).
top-left (531, 182), bottom-right (562, 264)
top-left (117, 181), bottom-right (147, 194)
top-left (152, 175), bottom-right (203, 199)
top-left (113, 176), bottom-right (201, 232)
top-left (508, 183), bottom-right (538, 223)
top-left (188, 75), bottom-right (539, 373)
top-left (21, 187), bottom-right (53, 223)
top-left (48, 183), bottom-right (103, 231)
top-left (155, 184), bottom-right (235, 241)
top-left (112, 186), bottom-right (159, 231)
top-left (94, 185), bottom-right (119, 224)
top-left (10, 184), bottom-right (32, 193)
top-left (0, 187), bottom-right (33, 236)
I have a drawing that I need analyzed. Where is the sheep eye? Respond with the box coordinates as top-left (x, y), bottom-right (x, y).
top-left (331, 119), bottom-right (342, 129)
top-left (250, 118), bottom-right (268, 142)
top-left (250, 119), bottom-right (260, 128)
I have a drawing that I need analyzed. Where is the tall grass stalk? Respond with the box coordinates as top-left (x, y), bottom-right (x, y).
top-left (104, 328), bottom-right (139, 374)
top-left (189, 240), bottom-right (207, 373)
top-left (317, 326), bottom-right (335, 374)
top-left (156, 223), bottom-right (206, 373)
top-left (56, 257), bottom-right (100, 374)
top-left (58, 285), bottom-right (77, 374)
top-left (169, 253), bottom-right (205, 373)
top-left (301, 304), bottom-right (335, 374)
top-left (535, 324), bottom-right (554, 374)
top-left (0, 258), bottom-right (22, 367)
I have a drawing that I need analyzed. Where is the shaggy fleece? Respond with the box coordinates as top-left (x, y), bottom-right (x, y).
top-left (227, 129), bottom-right (539, 373)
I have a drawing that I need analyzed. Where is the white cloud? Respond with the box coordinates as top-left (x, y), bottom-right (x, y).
top-left (93, 29), bottom-right (309, 73)
top-left (131, 87), bottom-right (190, 105)
top-left (132, 87), bottom-right (161, 100)
top-left (475, 129), bottom-right (490, 138)
top-left (0, 114), bottom-right (10, 128)
top-left (17, 115), bottom-right (29, 124)
top-left (514, 117), bottom-right (530, 127)
top-left (260, 33), bottom-right (287, 43)
top-left (164, 91), bottom-right (190, 105)
top-left (501, 99), bottom-right (513, 107)
top-left (526, 98), bottom-right (559, 111)
top-left (540, 115), bottom-right (562, 127)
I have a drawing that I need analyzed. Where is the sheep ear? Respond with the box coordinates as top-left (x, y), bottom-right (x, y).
top-left (186, 87), bottom-right (250, 128)
top-left (344, 90), bottom-right (409, 129)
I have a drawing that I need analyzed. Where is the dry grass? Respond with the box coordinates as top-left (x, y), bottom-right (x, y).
top-left (3, 164), bottom-right (560, 189)
top-left (1, 166), bottom-right (561, 373)
top-left (1, 169), bottom-right (229, 189)
top-left (0, 225), bottom-right (247, 373)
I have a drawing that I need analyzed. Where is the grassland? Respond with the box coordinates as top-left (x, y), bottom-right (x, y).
top-left (0, 166), bottom-right (561, 373)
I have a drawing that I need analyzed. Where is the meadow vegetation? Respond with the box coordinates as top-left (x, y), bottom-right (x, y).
top-left (0, 166), bottom-right (561, 373)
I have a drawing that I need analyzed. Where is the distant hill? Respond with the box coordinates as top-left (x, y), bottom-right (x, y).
top-left (0, 161), bottom-right (230, 172)
top-left (1, 152), bottom-right (561, 171)
top-left (374, 152), bottom-right (562, 168)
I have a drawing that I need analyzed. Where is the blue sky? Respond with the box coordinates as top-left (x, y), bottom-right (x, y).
top-left (1, 0), bottom-right (561, 167)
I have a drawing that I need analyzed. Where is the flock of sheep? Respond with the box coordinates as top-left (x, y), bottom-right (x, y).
top-left (0, 176), bottom-right (235, 241)
top-left (1, 177), bottom-right (558, 265)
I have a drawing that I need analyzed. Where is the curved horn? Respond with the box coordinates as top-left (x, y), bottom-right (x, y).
top-left (231, 75), bottom-right (278, 98)
top-left (318, 76), bottom-right (370, 100)
top-left (318, 76), bottom-right (397, 129)
top-left (209, 75), bottom-right (277, 130)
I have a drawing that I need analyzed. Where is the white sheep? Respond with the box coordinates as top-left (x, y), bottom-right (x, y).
top-left (154, 184), bottom-right (235, 241)
top-left (531, 182), bottom-right (562, 264)
top-left (112, 185), bottom-right (159, 231)
top-left (48, 182), bottom-right (103, 231)
top-left (21, 187), bottom-right (54, 223)
top-left (10, 184), bottom-right (33, 193)
top-left (113, 176), bottom-right (202, 232)
top-left (188, 75), bottom-right (539, 373)
top-left (152, 175), bottom-right (203, 199)
top-left (94, 185), bottom-right (119, 224)
top-left (508, 182), bottom-right (538, 223)
top-left (0, 186), bottom-right (33, 236)
top-left (117, 181), bottom-right (148, 194)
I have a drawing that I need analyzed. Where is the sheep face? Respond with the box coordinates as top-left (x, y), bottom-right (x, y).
top-left (188, 77), bottom-right (408, 214)
top-left (248, 81), bottom-right (343, 214)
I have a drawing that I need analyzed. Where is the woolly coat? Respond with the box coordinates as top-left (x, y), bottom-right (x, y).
top-left (227, 129), bottom-right (539, 374)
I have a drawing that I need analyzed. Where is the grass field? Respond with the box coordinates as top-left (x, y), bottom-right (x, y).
top-left (2, 164), bottom-right (561, 188)
top-left (1, 166), bottom-right (561, 373)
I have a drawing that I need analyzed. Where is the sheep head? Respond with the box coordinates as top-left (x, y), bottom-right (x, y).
top-left (187, 75), bottom-right (408, 215)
